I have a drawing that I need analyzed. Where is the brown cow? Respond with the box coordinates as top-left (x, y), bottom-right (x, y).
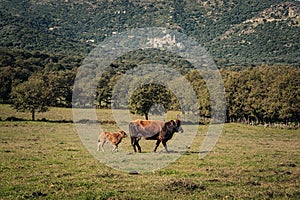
top-left (129, 119), bottom-right (183, 153)
top-left (97, 130), bottom-right (127, 152)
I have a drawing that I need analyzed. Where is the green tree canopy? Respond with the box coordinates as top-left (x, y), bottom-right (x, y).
top-left (129, 83), bottom-right (175, 120)
top-left (11, 75), bottom-right (52, 121)
top-left (223, 65), bottom-right (300, 124)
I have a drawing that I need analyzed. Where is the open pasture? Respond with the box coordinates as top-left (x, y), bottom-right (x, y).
top-left (0, 105), bottom-right (299, 199)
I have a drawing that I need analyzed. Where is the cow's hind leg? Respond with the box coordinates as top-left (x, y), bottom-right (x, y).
top-left (154, 140), bottom-right (161, 152)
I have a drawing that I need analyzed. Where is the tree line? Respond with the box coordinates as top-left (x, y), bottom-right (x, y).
top-left (222, 66), bottom-right (299, 125)
top-left (94, 63), bottom-right (299, 125)
top-left (1, 58), bottom-right (299, 125)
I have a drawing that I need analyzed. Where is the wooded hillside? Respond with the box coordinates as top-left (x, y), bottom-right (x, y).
top-left (1, 0), bottom-right (299, 65)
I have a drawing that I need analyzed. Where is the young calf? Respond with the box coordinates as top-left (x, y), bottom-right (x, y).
top-left (97, 130), bottom-right (127, 152)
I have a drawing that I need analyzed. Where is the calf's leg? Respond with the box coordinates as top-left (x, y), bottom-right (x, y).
top-left (97, 140), bottom-right (106, 152)
top-left (112, 144), bottom-right (118, 152)
top-left (97, 141), bottom-right (100, 151)
top-left (101, 141), bottom-right (106, 152)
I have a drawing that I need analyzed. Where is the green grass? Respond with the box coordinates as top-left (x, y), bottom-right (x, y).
top-left (0, 105), bottom-right (299, 199)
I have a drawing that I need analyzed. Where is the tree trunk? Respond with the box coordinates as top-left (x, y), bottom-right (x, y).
top-left (31, 109), bottom-right (35, 121)
top-left (145, 113), bottom-right (149, 120)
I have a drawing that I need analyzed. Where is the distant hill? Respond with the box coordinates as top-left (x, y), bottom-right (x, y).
top-left (0, 0), bottom-right (299, 66)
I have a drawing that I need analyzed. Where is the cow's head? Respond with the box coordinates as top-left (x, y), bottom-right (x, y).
top-left (170, 119), bottom-right (184, 133)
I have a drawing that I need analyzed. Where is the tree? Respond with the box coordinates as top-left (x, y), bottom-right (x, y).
top-left (96, 71), bottom-right (116, 108)
top-left (0, 68), bottom-right (13, 103)
top-left (129, 84), bottom-right (173, 120)
top-left (185, 70), bottom-right (210, 118)
top-left (42, 71), bottom-right (75, 108)
top-left (11, 76), bottom-right (51, 121)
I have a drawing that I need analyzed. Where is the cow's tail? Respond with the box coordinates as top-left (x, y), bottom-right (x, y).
top-left (129, 122), bottom-right (134, 136)
top-left (129, 122), bottom-right (140, 137)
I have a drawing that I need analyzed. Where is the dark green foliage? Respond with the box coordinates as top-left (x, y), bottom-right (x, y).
top-left (11, 75), bottom-right (51, 121)
top-left (0, 0), bottom-right (298, 65)
top-left (11, 71), bottom-right (75, 120)
top-left (94, 49), bottom-right (191, 110)
top-left (0, 48), bottom-right (81, 102)
top-left (223, 65), bottom-right (300, 124)
top-left (41, 71), bottom-right (76, 108)
top-left (0, 48), bottom-right (82, 71)
top-left (95, 70), bottom-right (119, 109)
top-left (129, 83), bottom-right (175, 120)
top-left (185, 70), bottom-right (210, 118)
top-left (94, 61), bottom-right (299, 124)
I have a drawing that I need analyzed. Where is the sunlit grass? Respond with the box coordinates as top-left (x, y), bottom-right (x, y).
top-left (0, 105), bottom-right (299, 199)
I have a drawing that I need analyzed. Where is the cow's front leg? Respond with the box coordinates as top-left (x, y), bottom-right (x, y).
top-left (131, 137), bottom-right (137, 152)
top-left (162, 140), bottom-right (169, 153)
top-left (154, 140), bottom-right (161, 152)
top-left (135, 140), bottom-right (142, 153)
top-left (131, 137), bottom-right (142, 153)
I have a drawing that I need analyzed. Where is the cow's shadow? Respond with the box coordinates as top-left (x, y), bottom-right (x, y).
top-left (155, 150), bottom-right (201, 154)
top-left (126, 150), bottom-right (208, 155)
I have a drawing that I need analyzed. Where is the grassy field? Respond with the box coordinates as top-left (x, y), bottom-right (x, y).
top-left (0, 105), bottom-right (299, 199)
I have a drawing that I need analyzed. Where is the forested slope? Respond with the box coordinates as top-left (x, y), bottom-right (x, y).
top-left (1, 0), bottom-right (299, 65)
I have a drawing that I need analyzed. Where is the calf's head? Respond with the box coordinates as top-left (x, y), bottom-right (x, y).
top-left (118, 130), bottom-right (128, 138)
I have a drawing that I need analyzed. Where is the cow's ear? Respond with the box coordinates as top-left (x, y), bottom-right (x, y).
top-left (164, 121), bottom-right (171, 128)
